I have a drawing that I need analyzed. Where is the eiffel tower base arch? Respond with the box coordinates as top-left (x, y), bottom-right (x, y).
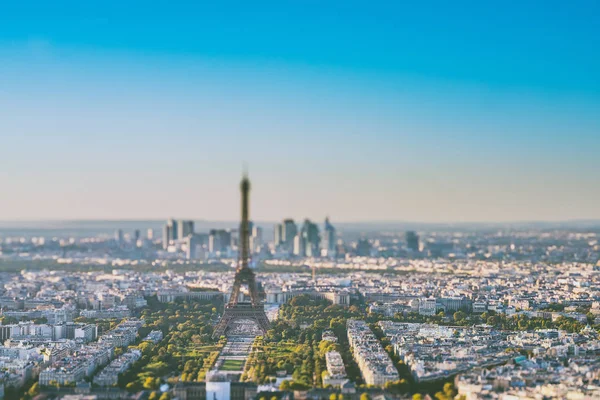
top-left (212, 304), bottom-right (270, 339)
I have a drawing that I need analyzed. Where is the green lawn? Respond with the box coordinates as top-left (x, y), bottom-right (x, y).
top-left (220, 359), bottom-right (245, 371)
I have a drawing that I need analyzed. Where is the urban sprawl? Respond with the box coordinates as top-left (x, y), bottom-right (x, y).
top-left (0, 218), bottom-right (599, 400)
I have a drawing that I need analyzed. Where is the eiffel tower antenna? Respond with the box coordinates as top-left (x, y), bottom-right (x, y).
top-left (212, 173), bottom-right (270, 339)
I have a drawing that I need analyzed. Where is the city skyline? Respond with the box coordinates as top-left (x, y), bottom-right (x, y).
top-left (1, 2), bottom-right (599, 222)
top-left (1, 3), bottom-right (600, 399)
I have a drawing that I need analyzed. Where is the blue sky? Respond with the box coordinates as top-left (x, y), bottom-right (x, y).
top-left (0, 1), bottom-right (599, 222)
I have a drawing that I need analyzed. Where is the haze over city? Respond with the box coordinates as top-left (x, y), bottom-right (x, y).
top-left (1, 2), bottom-right (599, 222)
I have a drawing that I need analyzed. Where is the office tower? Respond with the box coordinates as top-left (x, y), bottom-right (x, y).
top-left (282, 219), bottom-right (297, 247)
top-left (162, 224), bottom-right (171, 250)
top-left (133, 229), bottom-right (140, 242)
top-left (168, 219), bottom-right (179, 240)
top-left (274, 223), bottom-right (283, 247)
top-left (293, 233), bottom-right (306, 257)
top-left (298, 219), bottom-right (320, 257)
top-left (209, 229), bottom-right (232, 254)
top-left (166, 218), bottom-right (179, 242)
top-left (115, 229), bottom-right (123, 244)
top-left (146, 228), bottom-right (154, 240)
top-left (406, 231), bottom-right (420, 252)
top-left (307, 219), bottom-right (320, 255)
top-left (186, 234), bottom-right (205, 260)
top-left (250, 226), bottom-right (263, 253)
top-left (163, 219), bottom-right (179, 250)
top-left (208, 231), bottom-right (219, 254)
top-left (356, 239), bottom-right (371, 256)
top-left (178, 220), bottom-right (194, 239)
top-left (321, 217), bottom-right (336, 257)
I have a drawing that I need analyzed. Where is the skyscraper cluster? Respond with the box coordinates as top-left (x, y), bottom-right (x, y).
top-left (274, 217), bottom-right (337, 258)
top-left (160, 217), bottom-right (340, 261)
top-left (158, 217), bottom-right (427, 262)
top-left (162, 219), bottom-right (195, 249)
top-left (161, 219), bottom-right (266, 262)
top-left (274, 219), bottom-right (297, 254)
top-left (208, 229), bottom-right (232, 254)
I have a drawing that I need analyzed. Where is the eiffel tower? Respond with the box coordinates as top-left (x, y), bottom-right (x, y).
top-left (212, 175), bottom-right (270, 339)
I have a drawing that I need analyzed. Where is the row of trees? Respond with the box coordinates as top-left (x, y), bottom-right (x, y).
top-left (247, 295), bottom-right (368, 388)
top-left (118, 296), bottom-right (223, 391)
top-left (383, 308), bottom-right (591, 334)
top-left (243, 328), bottom-right (323, 388)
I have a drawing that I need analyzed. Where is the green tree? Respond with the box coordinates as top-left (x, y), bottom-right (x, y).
top-left (453, 311), bottom-right (467, 322)
top-left (360, 393), bottom-right (371, 400)
top-left (384, 379), bottom-right (409, 394)
top-left (0, 316), bottom-right (18, 325)
top-left (28, 382), bottom-right (40, 397)
top-left (143, 377), bottom-right (156, 390)
top-left (159, 392), bottom-right (170, 400)
top-left (443, 382), bottom-right (455, 398)
top-left (280, 380), bottom-right (291, 391)
top-left (586, 312), bottom-right (595, 324)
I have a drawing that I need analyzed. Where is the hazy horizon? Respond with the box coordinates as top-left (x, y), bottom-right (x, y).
top-left (1, 218), bottom-right (599, 227)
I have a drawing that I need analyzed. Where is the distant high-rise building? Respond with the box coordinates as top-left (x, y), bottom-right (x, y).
top-left (298, 219), bottom-right (320, 257)
top-left (356, 239), bottom-right (371, 257)
top-left (162, 224), bottom-right (173, 250)
top-left (250, 226), bottom-right (263, 253)
top-left (275, 219), bottom-right (297, 253)
top-left (406, 231), bottom-right (420, 252)
top-left (162, 224), bottom-right (170, 250)
top-left (282, 219), bottom-right (297, 248)
top-left (163, 219), bottom-right (178, 249)
top-left (115, 229), bottom-right (123, 244)
top-left (321, 217), bottom-right (336, 257)
top-left (178, 220), bottom-right (194, 239)
top-left (147, 228), bottom-right (154, 240)
top-left (169, 219), bottom-right (179, 240)
top-left (186, 234), bottom-right (205, 260)
top-left (133, 229), bottom-right (141, 242)
top-left (274, 223), bottom-right (283, 247)
top-left (293, 233), bottom-right (305, 257)
top-left (209, 229), bottom-right (232, 254)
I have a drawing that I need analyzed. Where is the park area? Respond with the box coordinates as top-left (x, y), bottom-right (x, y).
top-left (219, 359), bottom-right (246, 371)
